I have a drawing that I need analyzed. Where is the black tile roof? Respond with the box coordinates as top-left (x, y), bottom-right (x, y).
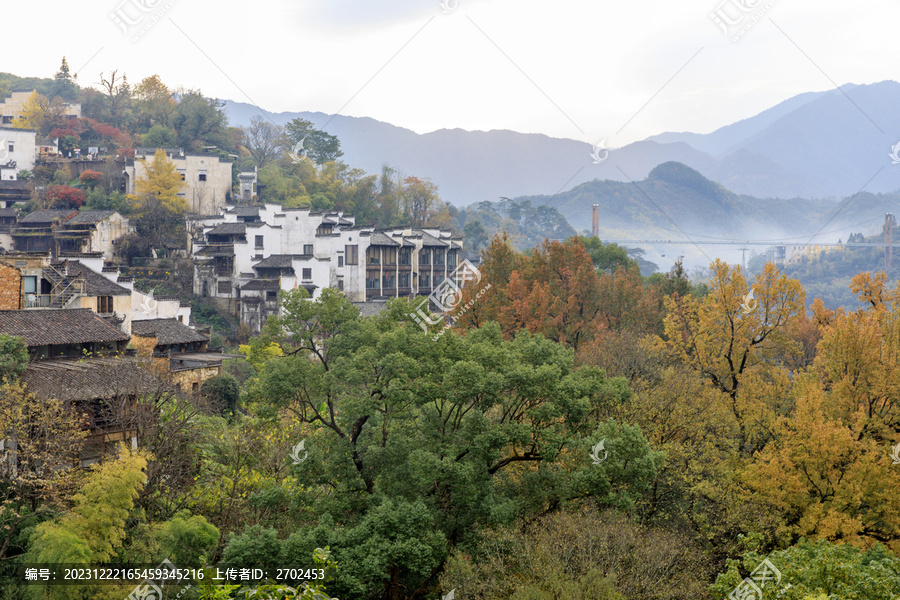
top-left (22, 356), bottom-right (172, 402)
top-left (419, 231), bottom-right (449, 247)
top-left (229, 206), bottom-right (260, 216)
top-left (206, 223), bottom-right (246, 236)
top-left (67, 210), bottom-right (117, 224)
top-left (253, 254), bottom-right (297, 269)
top-left (370, 232), bottom-right (400, 246)
top-left (65, 261), bottom-right (131, 296)
top-left (0, 308), bottom-right (129, 346)
top-left (131, 318), bottom-right (210, 346)
top-left (241, 279), bottom-right (280, 291)
top-left (18, 210), bottom-right (76, 224)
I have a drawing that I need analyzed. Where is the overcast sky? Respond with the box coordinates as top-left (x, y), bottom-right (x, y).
top-left (7, 0), bottom-right (899, 146)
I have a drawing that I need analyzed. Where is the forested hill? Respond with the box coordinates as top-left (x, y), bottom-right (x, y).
top-left (520, 162), bottom-right (900, 245)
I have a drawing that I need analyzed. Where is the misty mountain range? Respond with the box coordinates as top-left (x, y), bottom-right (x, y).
top-left (225, 80), bottom-right (900, 207)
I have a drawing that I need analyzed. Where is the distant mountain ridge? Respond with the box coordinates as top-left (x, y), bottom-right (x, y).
top-left (224, 80), bottom-right (900, 207)
top-left (523, 162), bottom-right (900, 254)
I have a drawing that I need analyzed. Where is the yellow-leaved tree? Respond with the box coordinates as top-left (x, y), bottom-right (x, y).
top-left (128, 149), bottom-right (188, 248)
top-left (130, 149), bottom-right (188, 215)
top-left (663, 260), bottom-right (805, 454)
top-left (12, 91), bottom-right (49, 131)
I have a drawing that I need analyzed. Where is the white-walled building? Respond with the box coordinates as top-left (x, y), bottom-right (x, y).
top-left (191, 204), bottom-right (462, 332)
top-left (0, 127), bottom-right (37, 180)
top-left (125, 148), bottom-right (233, 215)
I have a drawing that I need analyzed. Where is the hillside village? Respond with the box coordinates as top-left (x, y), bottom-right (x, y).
top-left (0, 82), bottom-right (464, 466)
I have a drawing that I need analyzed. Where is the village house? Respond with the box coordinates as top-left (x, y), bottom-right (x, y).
top-left (190, 204), bottom-right (463, 331)
top-left (124, 147), bottom-right (233, 215)
top-left (0, 90), bottom-right (81, 126)
top-left (0, 252), bottom-right (190, 334)
top-left (130, 318), bottom-right (233, 395)
top-left (0, 126), bottom-right (37, 179)
top-left (0, 308), bottom-right (171, 466)
top-left (10, 209), bottom-right (131, 257)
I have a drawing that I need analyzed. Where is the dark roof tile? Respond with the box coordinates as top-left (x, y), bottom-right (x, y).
top-left (18, 210), bottom-right (75, 223)
top-left (253, 254), bottom-right (297, 269)
top-left (131, 318), bottom-right (210, 345)
top-left (241, 279), bottom-right (280, 291)
top-left (370, 232), bottom-right (400, 246)
top-left (67, 210), bottom-right (117, 224)
top-left (22, 356), bottom-right (172, 402)
top-left (0, 308), bottom-right (129, 346)
top-left (66, 261), bottom-right (130, 296)
top-left (206, 223), bottom-right (246, 236)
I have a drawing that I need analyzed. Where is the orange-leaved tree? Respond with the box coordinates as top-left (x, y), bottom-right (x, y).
top-left (456, 236), bottom-right (661, 352)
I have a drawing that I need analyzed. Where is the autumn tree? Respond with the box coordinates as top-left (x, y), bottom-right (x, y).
top-left (12, 91), bottom-right (70, 136)
top-left (456, 237), bottom-right (661, 351)
top-left (742, 373), bottom-right (900, 550)
top-left (0, 380), bottom-right (87, 560)
top-left (663, 259), bottom-right (805, 453)
top-left (133, 74), bottom-right (176, 129)
top-left (46, 184), bottom-right (86, 209)
top-left (129, 149), bottom-right (188, 248)
top-left (399, 176), bottom-right (443, 228)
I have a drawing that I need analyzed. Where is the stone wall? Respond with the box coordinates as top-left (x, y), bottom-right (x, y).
top-left (0, 261), bottom-right (22, 309)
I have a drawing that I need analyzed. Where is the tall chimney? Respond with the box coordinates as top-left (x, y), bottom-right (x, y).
top-left (591, 204), bottom-right (599, 238)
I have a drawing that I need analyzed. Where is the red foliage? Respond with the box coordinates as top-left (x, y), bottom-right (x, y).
top-left (47, 185), bottom-right (86, 209)
top-left (49, 117), bottom-right (132, 150)
top-left (79, 170), bottom-right (104, 188)
top-left (455, 236), bottom-right (663, 351)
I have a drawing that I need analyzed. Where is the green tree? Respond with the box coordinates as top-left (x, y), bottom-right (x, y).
top-left (152, 511), bottom-right (219, 568)
top-left (24, 448), bottom-right (149, 598)
top-left (49, 57), bottom-right (78, 102)
top-left (578, 236), bottom-right (638, 273)
top-left (142, 124), bottom-right (177, 147)
top-left (463, 219), bottom-right (488, 256)
top-left (172, 91), bottom-right (228, 151)
top-left (202, 373), bottom-right (241, 417)
top-left (283, 118), bottom-right (343, 165)
top-left (0, 334), bottom-right (28, 382)
top-left (247, 289), bottom-right (647, 599)
top-left (710, 539), bottom-right (900, 600)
